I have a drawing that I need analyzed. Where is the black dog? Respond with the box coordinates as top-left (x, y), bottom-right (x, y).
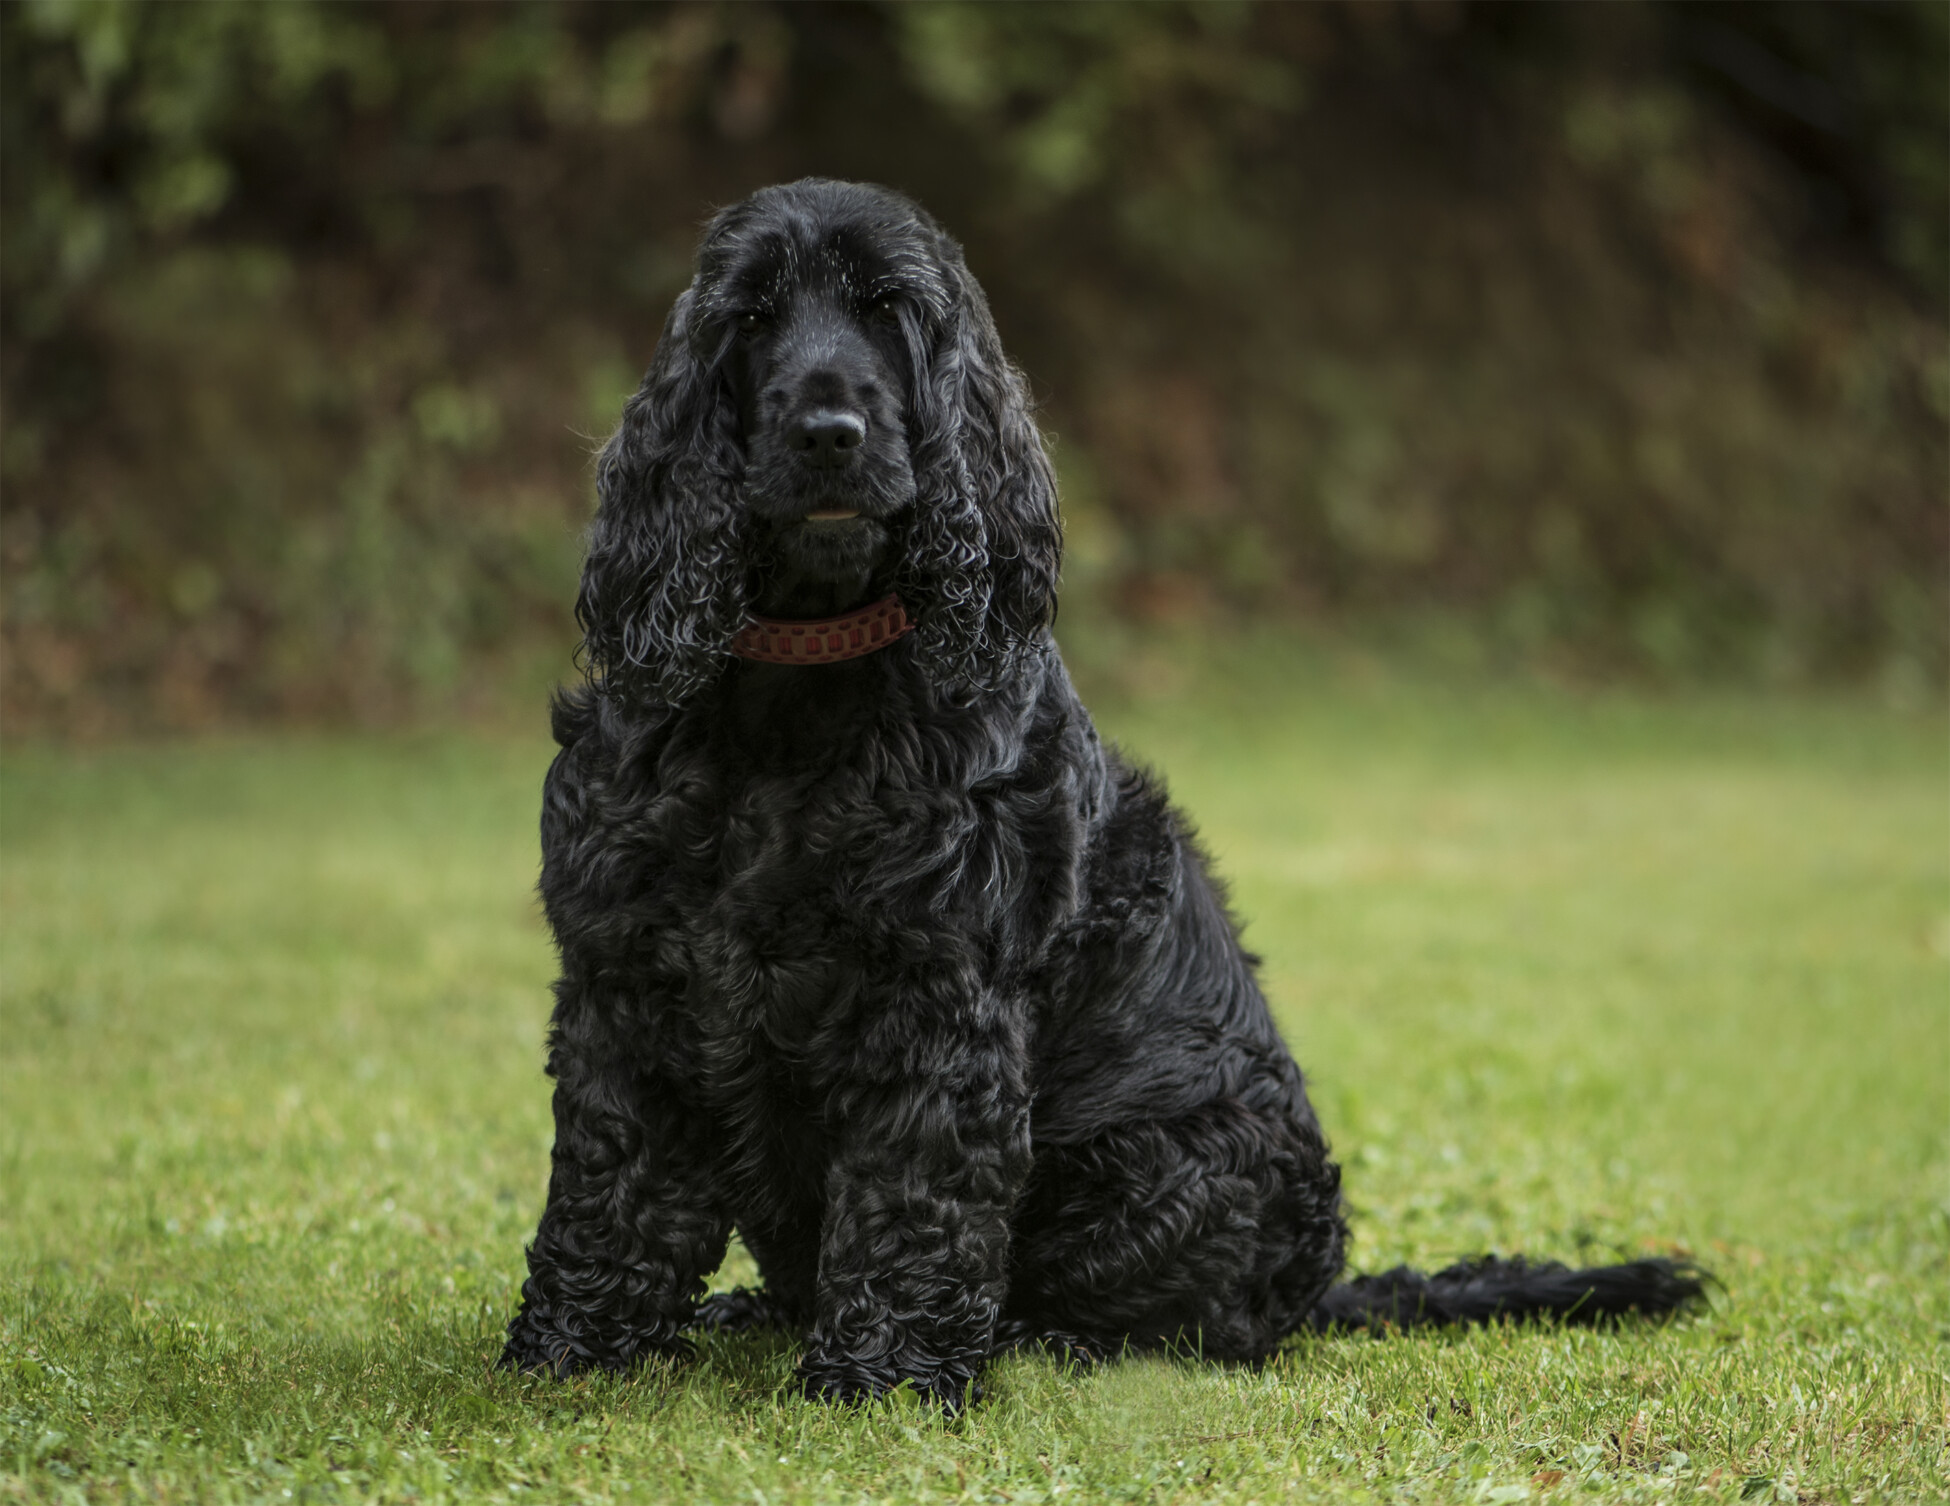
top-left (501, 179), bottom-right (1703, 1405)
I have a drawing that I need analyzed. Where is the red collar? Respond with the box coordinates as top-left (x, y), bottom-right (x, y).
top-left (730, 593), bottom-right (913, 665)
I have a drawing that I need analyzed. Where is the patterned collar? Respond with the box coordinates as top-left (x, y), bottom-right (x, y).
top-left (730, 594), bottom-right (913, 665)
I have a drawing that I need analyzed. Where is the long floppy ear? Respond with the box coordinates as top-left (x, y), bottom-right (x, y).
top-left (575, 288), bottom-right (748, 707)
top-left (899, 241), bottom-right (1062, 693)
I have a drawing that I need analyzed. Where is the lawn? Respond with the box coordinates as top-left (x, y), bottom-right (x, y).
top-left (3, 650), bottom-right (1945, 1503)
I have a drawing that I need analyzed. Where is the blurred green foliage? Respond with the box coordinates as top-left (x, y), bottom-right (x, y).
top-left (2, 1), bottom-right (1944, 731)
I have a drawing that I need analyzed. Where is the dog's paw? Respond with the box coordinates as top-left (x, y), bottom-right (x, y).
top-left (689, 1286), bottom-right (799, 1334)
top-left (795, 1358), bottom-right (982, 1412)
top-left (991, 1320), bottom-right (1113, 1368)
top-left (499, 1308), bottom-right (694, 1380)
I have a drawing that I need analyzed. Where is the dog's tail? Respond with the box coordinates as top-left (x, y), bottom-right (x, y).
top-left (1303, 1254), bottom-right (1708, 1334)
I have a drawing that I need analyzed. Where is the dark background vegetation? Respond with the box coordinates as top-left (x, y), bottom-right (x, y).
top-left (3, 0), bottom-right (1944, 733)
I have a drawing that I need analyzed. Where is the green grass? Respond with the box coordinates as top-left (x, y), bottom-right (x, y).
top-left (3, 656), bottom-right (1946, 1503)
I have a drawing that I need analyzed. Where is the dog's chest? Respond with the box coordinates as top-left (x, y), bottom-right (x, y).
top-left (678, 775), bottom-right (922, 1088)
top-left (664, 779), bottom-right (911, 1213)
top-left (620, 722), bottom-right (1033, 1177)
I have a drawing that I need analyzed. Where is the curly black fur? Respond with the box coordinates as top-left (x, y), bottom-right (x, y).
top-left (502, 179), bottom-right (1705, 1405)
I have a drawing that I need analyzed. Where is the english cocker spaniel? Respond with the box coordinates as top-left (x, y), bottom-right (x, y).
top-left (500, 179), bottom-right (1703, 1405)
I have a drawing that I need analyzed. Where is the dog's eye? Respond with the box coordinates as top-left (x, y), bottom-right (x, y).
top-left (735, 311), bottom-right (769, 335)
top-left (867, 296), bottom-right (901, 327)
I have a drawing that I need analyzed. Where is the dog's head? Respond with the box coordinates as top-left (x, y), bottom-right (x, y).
top-left (579, 179), bottom-right (1061, 706)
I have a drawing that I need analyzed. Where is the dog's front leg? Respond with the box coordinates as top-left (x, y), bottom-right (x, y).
top-left (799, 1016), bottom-right (1031, 1408)
top-left (502, 1011), bottom-right (729, 1379)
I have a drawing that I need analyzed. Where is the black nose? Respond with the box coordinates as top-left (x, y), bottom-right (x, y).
top-left (789, 410), bottom-right (866, 464)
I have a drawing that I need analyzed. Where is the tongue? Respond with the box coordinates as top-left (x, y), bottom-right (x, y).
top-left (806, 509), bottom-right (859, 521)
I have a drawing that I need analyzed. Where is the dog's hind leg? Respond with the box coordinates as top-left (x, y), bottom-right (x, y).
top-left (691, 1287), bottom-right (796, 1333)
top-left (1005, 1094), bottom-right (1346, 1363)
top-left (691, 1215), bottom-right (820, 1334)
